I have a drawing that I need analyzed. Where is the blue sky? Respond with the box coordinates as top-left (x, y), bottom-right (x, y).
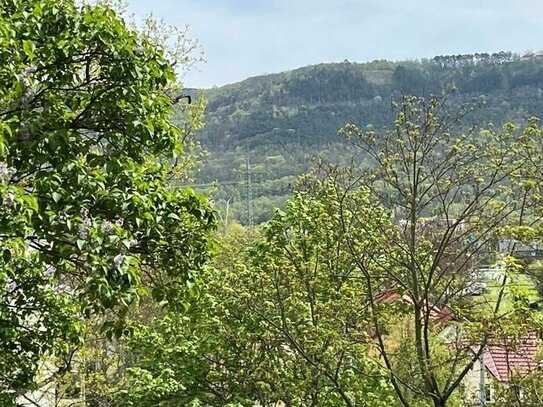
top-left (126, 0), bottom-right (543, 88)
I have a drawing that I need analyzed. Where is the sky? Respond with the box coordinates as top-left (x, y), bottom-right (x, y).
top-left (126, 0), bottom-right (543, 88)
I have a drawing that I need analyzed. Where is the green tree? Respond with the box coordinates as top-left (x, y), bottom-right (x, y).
top-left (74, 223), bottom-right (268, 407)
top-left (493, 369), bottom-right (543, 407)
top-left (237, 181), bottom-right (396, 407)
top-left (335, 96), bottom-right (538, 407)
top-left (92, 189), bottom-right (396, 407)
top-left (0, 0), bottom-right (214, 403)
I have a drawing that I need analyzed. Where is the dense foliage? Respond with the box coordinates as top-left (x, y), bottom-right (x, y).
top-left (3, 1), bottom-right (543, 405)
top-left (70, 190), bottom-right (398, 407)
top-left (0, 0), bottom-right (214, 403)
top-left (69, 96), bottom-right (543, 407)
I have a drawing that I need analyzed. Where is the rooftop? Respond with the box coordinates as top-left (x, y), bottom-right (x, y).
top-left (483, 332), bottom-right (540, 382)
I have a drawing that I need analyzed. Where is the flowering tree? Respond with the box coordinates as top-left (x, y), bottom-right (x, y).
top-left (0, 0), bottom-right (214, 402)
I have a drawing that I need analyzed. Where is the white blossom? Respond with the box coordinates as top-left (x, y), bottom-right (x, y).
top-left (18, 66), bottom-right (38, 107)
top-left (0, 162), bottom-right (16, 183)
top-left (80, 207), bottom-right (89, 218)
top-left (19, 66), bottom-right (37, 78)
top-left (6, 280), bottom-right (17, 292)
top-left (78, 216), bottom-right (92, 239)
top-left (45, 264), bottom-right (57, 276)
top-left (113, 253), bottom-right (125, 268)
top-left (101, 220), bottom-right (114, 234)
top-left (2, 193), bottom-right (14, 208)
top-left (21, 91), bottom-right (33, 104)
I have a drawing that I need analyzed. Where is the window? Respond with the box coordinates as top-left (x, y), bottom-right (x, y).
top-left (485, 383), bottom-right (492, 402)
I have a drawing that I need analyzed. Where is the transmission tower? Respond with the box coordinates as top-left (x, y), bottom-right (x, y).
top-left (244, 158), bottom-right (254, 226)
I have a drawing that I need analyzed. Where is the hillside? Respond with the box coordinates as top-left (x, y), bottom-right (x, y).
top-left (188, 52), bottom-right (543, 223)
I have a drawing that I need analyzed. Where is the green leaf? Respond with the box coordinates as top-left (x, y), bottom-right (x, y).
top-left (22, 40), bottom-right (35, 59)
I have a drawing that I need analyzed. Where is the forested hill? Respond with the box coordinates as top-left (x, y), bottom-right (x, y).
top-left (189, 52), bottom-right (543, 223)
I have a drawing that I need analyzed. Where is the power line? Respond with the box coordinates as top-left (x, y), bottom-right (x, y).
top-left (169, 180), bottom-right (241, 188)
top-left (245, 158), bottom-right (253, 227)
top-left (171, 158), bottom-right (256, 226)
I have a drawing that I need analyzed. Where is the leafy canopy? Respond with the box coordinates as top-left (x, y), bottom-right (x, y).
top-left (0, 0), bottom-right (214, 400)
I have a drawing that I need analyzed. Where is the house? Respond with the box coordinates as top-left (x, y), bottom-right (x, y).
top-left (374, 290), bottom-right (455, 326)
top-left (463, 332), bottom-right (540, 405)
top-left (373, 289), bottom-right (541, 405)
top-left (498, 239), bottom-right (543, 259)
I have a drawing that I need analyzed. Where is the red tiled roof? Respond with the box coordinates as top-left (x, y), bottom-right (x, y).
top-left (374, 291), bottom-right (404, 305)
top-left (374, 291), bottom-right (541, 382)
top-left (484, 332), bottom-right (540, 382)
top-left (374, 290), bottom-right (455, 325)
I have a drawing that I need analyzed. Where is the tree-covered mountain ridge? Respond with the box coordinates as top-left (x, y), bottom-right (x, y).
top-left (189, 51), bottom-right (543, 223)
